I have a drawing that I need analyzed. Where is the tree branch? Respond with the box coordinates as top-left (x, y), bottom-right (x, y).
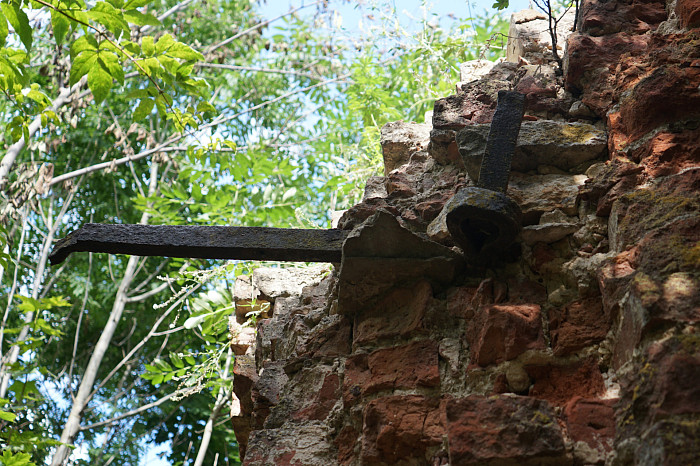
top-left (48, 74), bottom-right (348, 187)
top-left (0, 78), bottom-right (86, 188)
top-left (196, 63), bottom-right (322, 81)
top-left (125, 281), bottom-right (169, 303)
top-left (80, 386), bottom-right (191, 431)
top-left (205, 1), bottom-right (321, 55)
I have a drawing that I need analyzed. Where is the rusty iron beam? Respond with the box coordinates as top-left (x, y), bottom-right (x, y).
top-left (48, 223), bottom-right (348, 265)
top-left (476, 90), bottom-right (525, 193)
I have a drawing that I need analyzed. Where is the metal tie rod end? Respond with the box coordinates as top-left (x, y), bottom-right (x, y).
top-left (444, 90), bottom-right (525, 261)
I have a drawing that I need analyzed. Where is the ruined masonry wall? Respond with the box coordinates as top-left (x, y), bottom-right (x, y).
top-left (229, 1), bottom-right (700, 464)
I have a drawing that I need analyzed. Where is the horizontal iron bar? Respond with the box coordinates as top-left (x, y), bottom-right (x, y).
top-left (49, 223), bottom-right (349, 265)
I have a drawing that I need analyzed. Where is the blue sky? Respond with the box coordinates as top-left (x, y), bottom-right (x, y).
top-left (258, 0), bottom-right (532, 33)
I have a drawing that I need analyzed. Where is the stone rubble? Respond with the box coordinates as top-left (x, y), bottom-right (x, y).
top-left (230, 1), bottom-right (700, 464)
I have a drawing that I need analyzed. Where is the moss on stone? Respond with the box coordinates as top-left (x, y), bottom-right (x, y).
top-left (618, 189), bottom-right (699, 243)
top-left (677, 333), bottom-right (700, 355)
top-left (681, 241), bottom-right (700, 270)
top-left (560, 124), bottom-right (596, 143)
top-left (531, 410), bottom-right (554, 426)
top-left (631, 273), bottom-right (661, 307)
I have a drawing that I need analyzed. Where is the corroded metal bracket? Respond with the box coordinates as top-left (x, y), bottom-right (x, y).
top-left (443, 91), bottom-right (525, 261)
top-left (50, 92), bottom-right (526, 267)
top-left (49, 224), bottom-right (348, 265)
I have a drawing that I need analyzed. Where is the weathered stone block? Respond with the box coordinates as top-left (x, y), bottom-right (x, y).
top-left (456, 120), bottom-right (607, 182)
top-left (467, 303), bottom-right (546, 366)
top-left (522, 222), bottom-right (580, 245)
top-left (616, 336), bottom-right (700, 464)
top-left (676, 0), bottom-right (700, 28)
top-left (446, 395), bottom-right (568, 465)
top-left (250, 361), bottom-right (288, 430)
top-left (527, 358), bottom-right (605, 406)
top-left (244, 424), bottom-right (335, 466)
top-left (343, 340), bottom-right (440, 405)
top-left (352, 281), bottom-right (431, 347)
top-left (578, 0), bottom-right (667, 36)
top-left (550, 296), bottom-right (611, 355)
top-left (609, 168), bottom-right (700, 252)
top-left (508, 173), bottom-right (587, 223)
top-left (506, 8), bottom-right (575, 64)
top-left (563, 397), bottom-right (616, 459)
top-left (253, 264), bottom-right (331, 301)
top-left (380, 121), bottom-right (431, 176)
top-left (361, 395), bottom-right (444, 465)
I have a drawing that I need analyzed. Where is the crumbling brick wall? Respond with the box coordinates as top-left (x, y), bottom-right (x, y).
top-left (229, 1), bottom-right (700, 464)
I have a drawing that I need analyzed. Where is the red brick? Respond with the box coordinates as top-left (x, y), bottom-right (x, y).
top-left (361, 395), bottom-right (445, 465)
top-left (296, 315), bottom-right (352, 359)
top-left (291, 372), bottom-right (340, 422)
top-left (343, 340), bottom-right (440, 405)
top-left (626, 128), bottom-right (700, 178)
top-left (579, 0), bottom-right (667, 36)
top-left (446, 285), bottom-right (477, 319)
top-left (467, 304), bottom-right (545, 366)
top-left (676, 0), bottom-right (700, 28)
top-left (527, 359), bottom-right (605, 406)
top-left (334, 426), bottom-right (359, 465)
top-left (564, 396), bottom-right (617, 451)
top-left (550, 296), bottom-right (611, 356)
top-left (446, 395), bottom-right (567, 465)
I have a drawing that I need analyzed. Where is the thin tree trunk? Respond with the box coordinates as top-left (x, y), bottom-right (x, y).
top-left (193, 348), bottom-right (233, 466)
top-left (0, 187), bottom-right (75, 398)
top-left (50, 162), bottom-right (159, 465)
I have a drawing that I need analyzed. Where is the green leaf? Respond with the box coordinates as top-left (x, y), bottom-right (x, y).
top-left (133, 97), bottom-right (154, 120)
top-left (124, 0), bottom-right (152, 8)
top-left (154, 93), bottom-right (168, 116)
top-left (125, 88), bottom-right (148, 99)
top-left (1, 449), bottom-right (34, 466)
top-left (1, 3), bottom-right (32, 51)
top-left (99, 51), bottom-right (123, 84)
top-left (123, 9), bottom-right (160, 27)
top-left (156, 54), bottom-right (177, 74)
top-left (16, 295), bottom-right (40, 313)
top-left (0, 15), bottom-right (8, 48)
top-left (154, 359), bottom-right (172, 372)
top-left (87, 59), bottom-right (113, 103)
top-left (170, 352), bottom-right (184, 369)
top-left (184, 355), bottom-right (196, 365)
top-left (70, 35), bottom-right (98, 59)
top-left (144, 364), bottom-right (159, 373)
top-left (142, 56), bottom-right (161, 76)
top-left (50, 7), bottom-right (71, 46)
top-left (0, 410), bottom-right (16, 422)
top-left (70, 49), bottom-right (97, 86)
top-left (166, 42), bottom-right (203, 61)
top-left (87, 2), bottom-right (130, 39)
top-left (141, 36), bottom-right (154, 56)
top-left (154, 33), bottom-right (175, 54)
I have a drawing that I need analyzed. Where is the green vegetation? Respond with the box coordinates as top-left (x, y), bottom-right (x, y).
top-left (0, 0), bottom-right (508, 463)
